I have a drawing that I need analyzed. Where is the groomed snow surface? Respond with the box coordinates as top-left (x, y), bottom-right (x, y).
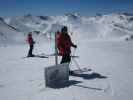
top-left (0, 40), bottom-right (133, 100)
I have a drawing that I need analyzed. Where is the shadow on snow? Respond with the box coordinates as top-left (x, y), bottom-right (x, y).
top-left (48, 72), bottom-right (107, 89)
top-left (70, 72), bottom-right (107, 80)
top-left (47, 80), bottom-right (81, 89)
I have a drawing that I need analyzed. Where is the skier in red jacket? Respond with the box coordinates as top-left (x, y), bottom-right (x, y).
top-left (27, 33), bottom-right (35, 57)
top-left (57, 26), bottom-right (77, 64)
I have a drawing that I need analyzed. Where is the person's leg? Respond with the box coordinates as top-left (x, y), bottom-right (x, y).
top-left (66, 54), bottom-right (71, 63)
top-left (60, 55), bottom-right (66, 64)
top-left (60, 54), bottom-right (72, 74)
top-left (60, 54), bottom-right (71, 64)
top-left (28, 45), bottom-right (33, 57)
top-left (66, 55), bottom-right (74, 74)
top-left (31, 45), bottom-right (34, 56)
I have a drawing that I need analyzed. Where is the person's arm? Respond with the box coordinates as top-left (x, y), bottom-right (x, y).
top-left (71, 42), bottom-right (77, 48)
top-left (68, 35), bottom-right (77, 48)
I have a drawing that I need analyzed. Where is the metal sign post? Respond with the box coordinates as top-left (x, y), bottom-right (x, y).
top-left (55, 31), bottom-right (58, 65)
top-left (44, 31), bottom-right (69, 88)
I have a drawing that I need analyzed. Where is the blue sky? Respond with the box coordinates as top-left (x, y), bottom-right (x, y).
top-left (0, 0), bottom-right (133, 17)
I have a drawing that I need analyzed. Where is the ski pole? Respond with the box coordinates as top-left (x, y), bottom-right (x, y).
top-left (71, 48), bottom-right (82, 71)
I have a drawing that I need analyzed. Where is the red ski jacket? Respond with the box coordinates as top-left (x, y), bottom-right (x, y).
top-left (27, 35), bottom-right (34, 45)
top-left (57, 33), bottom-right (75, 56)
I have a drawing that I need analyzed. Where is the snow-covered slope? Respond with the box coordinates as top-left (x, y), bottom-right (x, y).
top-left (1, 13), bottom-right (133, 45)
top-left (0, 17), bottom-right (24, 44)
top-left (1, 13), bottom-right (133, 100)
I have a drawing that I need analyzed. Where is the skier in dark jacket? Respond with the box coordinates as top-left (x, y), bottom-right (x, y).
top-left (27, 33), bottom-right (35, 57)
top-left (57, 26), bottom-right (77, 64)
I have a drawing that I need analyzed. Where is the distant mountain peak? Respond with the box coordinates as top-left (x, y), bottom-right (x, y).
top-left (111, 12), bottom-right (133, 16)
top-left (24, 14), bottom-right (32, 18)
top-left (38, 16), bottom-right (51, 20)
top-left (65, 12), bottom-right (80, 18)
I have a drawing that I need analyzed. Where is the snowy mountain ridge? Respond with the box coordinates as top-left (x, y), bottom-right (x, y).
top-left (1, 12), bottom-right (133, 44)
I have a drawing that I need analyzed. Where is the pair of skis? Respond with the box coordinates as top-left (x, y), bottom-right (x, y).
top-left (22, 53), bottom-right (48, 59)
top-left (70, 67), bottom-right (92, 75)
top-left (71, 67), bottom-right (92, 74)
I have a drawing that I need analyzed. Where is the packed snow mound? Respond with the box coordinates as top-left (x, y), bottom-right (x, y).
top-left (1, 13), bottom-right (133, 44)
